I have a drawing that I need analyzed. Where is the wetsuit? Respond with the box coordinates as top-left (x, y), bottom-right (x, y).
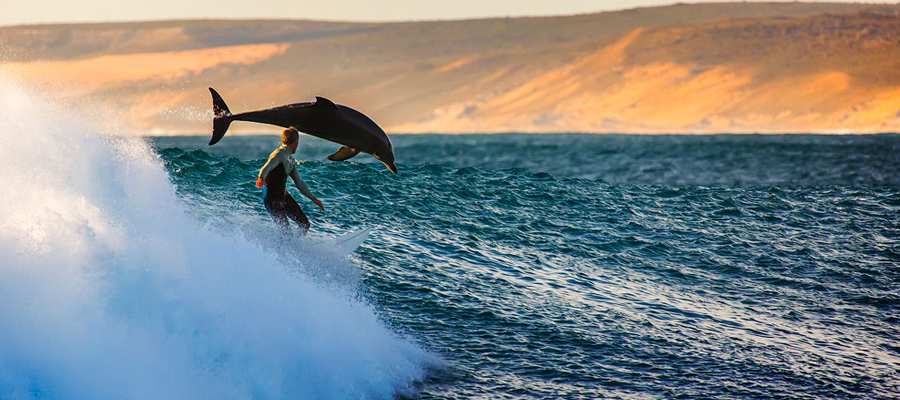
top-left (258, 145), bottom-right (315, 233)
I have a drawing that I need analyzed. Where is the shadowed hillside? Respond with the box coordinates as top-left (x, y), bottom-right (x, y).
top-left (2, 2), bottom-right (900, 134)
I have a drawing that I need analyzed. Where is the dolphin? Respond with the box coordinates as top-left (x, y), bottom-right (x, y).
top-left (207, 87), bottom-right (397, 174)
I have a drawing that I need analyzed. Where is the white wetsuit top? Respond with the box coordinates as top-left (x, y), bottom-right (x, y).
top-left (258, 145), bottom-right (315, 201)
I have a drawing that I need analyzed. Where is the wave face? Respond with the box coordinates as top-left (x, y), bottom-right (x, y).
top-left (0, 79), bottom-right (433, 399)
top-left (152, 133), bottom-right (900, 399)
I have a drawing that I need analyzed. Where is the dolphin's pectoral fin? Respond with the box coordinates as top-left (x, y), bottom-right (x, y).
top-left (327, 146), bottom-right (360, 161)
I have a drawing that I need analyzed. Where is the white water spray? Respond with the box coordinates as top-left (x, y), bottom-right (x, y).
top-left (0, 75), bottom-right (434, 399)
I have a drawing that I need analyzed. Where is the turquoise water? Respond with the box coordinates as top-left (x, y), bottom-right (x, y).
top-left (150, 134), bottom-right (900, 399)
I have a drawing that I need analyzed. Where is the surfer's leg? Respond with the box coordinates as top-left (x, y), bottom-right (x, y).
top-left (283, 195), bottom-right (310, 234)
top-left (264, 195), bottom-right (290, 230)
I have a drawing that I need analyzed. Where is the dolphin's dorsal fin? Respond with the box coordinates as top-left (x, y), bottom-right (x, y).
top-left (327, 146), bottom-right (360, 161)
top-left (314, 96), bottom-right (339, 110)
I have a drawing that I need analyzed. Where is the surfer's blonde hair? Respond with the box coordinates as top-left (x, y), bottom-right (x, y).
top-left (282, 127), bottom-right (300, 145)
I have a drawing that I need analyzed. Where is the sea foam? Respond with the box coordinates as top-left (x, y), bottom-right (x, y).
top-left (0, 76), bottom-right (433, 399)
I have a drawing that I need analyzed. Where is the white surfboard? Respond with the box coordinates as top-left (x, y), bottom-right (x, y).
top-left (332, 226), bottom-right (371, 255)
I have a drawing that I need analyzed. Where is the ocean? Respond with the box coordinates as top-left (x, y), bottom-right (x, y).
top-left (2, 78), bottom-right (899, 399)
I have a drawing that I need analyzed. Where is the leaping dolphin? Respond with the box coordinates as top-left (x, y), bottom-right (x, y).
top-left (207, 87), bottom-right (397, 174)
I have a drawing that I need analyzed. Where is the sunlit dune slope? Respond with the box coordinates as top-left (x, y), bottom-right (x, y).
top-left (2, 2), bottom-right (899, 134)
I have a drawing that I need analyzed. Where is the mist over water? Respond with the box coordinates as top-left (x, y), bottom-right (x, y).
top-left (0, 77), bottom-right (434, 399)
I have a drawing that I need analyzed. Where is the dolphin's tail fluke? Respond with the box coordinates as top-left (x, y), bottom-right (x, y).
top-left (209, 87), bottom-right (233, 146)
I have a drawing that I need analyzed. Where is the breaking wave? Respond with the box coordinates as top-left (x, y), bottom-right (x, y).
top-left (0, 76), bottom-right (435, 400)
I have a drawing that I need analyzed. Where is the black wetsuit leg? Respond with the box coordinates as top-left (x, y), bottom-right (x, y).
top-left (264, 195), bottom-right (289, 229)
top-left (264, 193), bottom-right (310, 234)
top-left (281, 194), bottom-right (310, 234)
top-left (263, 161), bottom-right (311, 234)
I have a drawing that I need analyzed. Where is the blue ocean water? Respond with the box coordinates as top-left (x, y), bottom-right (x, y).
top-left (1, 74), bottom-right (898, 399)
top-left (148, 133), bottom-right (900, 399)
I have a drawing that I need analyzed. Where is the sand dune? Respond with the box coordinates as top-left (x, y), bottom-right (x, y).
top-left (0, 43), bottom-right (289, 91)
top-left (2, 2), bottom-right (899, 134)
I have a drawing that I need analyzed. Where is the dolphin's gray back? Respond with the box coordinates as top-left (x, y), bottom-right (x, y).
top-left (336, 105), bottom-right (392, 152)
top-left (208, 88), bottom-right (395, 172)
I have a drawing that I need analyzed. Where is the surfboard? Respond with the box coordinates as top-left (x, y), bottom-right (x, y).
top-left (332, 226), bottom-right (371, 255)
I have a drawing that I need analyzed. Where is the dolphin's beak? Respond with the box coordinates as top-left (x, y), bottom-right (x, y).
top-left (383, 161), bottom-right (398, 174)
top-left (373, 153), bottom-right (397, 174)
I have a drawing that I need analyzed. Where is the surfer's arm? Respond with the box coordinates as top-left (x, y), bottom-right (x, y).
top-left (289, 164), bottom-right (316, 201)
top-left (290, 167), bottom-right (324, 210)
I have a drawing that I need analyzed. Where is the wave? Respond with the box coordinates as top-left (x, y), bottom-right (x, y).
top-left (0, 77), bottom-right (436, 399)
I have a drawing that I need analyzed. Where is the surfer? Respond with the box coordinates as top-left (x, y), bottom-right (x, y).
top-left (256, 127), bottom-right (324, 234)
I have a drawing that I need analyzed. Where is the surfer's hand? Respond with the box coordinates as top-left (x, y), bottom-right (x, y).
top-left (255, 177), bottom-right (266, 188)
top-left (313, 198), bottom-right (324, 211)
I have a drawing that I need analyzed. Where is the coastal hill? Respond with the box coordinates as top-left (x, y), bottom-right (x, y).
top-left (2, 2), bottom-right (900, 134)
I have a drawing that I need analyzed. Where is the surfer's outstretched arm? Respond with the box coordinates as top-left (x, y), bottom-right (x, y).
top-left (289, 165), bottom-right (324, 210)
